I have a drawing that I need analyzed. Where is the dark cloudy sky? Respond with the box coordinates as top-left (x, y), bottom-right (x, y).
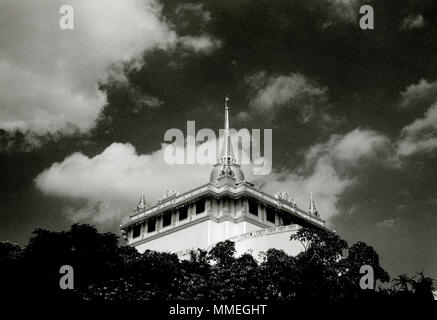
top-left (1, 0), bottom-right (436, 280)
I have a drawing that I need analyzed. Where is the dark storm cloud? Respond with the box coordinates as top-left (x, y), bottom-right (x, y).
top-left (1, 0), bottom-right (437, 281)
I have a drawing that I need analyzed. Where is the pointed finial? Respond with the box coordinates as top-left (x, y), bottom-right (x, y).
top-left (309, 192), bottom-right (318, 216)
top-left (136, 192), bottom-right (147, 211)
top-left (218, 95), bottom-right (236, 166)
top-left (224, 95), bottom-right (230, 130)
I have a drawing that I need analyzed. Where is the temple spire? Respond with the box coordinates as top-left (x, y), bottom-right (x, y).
top-left (219, 95), bottom-right (236, 165)
top-left (209, 96), bottom-right (245, 184)
top-left (308, 192), bottom-right (318, 216)
top-left (224, 95), bottom-right (230, 130)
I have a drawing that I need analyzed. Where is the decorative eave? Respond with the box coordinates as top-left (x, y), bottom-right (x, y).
top-left (120, 181), bottom-right (326, 230)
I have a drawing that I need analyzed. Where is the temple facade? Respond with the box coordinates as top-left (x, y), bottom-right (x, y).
top-left (120, 97), bottom-right (329, 258)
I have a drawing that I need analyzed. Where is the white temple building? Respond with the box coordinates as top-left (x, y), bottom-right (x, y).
top-left (121, 97), bottom-right (330, 258)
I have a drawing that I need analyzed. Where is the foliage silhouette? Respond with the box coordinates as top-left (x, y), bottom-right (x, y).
top-left (0, 224), bottom-right (434, 301)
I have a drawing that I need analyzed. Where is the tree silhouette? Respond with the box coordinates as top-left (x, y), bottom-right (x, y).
top-left (0, 224), bottom-right (434, 301)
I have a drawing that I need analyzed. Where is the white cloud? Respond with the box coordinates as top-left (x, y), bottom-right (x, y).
top-left (333, 129), bottom-right (390, 162)
top-left (400, 79), bottom-right (437, 108)
top-left (248, 72), bottom-right (327, 115)
top-left (179, 35), bottom-right (221, 53)
top-left (35, 142), bottom-right (212, 224)
top-left (251, 156), bottom-right (353, 221)
top-left (395, 102), bottom-right (437, 158)
top-left (0, 60), bottom-right (105, 134)
top-left (0, 0), bottom-right (218, 135)
top-left (264, 129), bottom-right (389, 218)
top-left (401, 14), bottom-right (425, 30)
top-left (367, 80), bottom-right (437, 162)
top-left (391, 80), bottom-right (437, 161)
top-left (254, 129), bottom-right (389, 220)
top-left (304, 128), bottom-right (389, 165)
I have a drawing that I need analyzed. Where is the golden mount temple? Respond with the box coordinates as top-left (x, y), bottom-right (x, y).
top-left (121, 97), bottom-right (328, 258)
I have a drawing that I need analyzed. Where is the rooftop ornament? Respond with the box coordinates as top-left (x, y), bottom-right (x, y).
top-left (158, 189), bottom-right (180, 204)
top-left (274, 191), bottom-right (297, 208)
top-left (308, 192), bottom-right (319, 216)
top-left (134, 192), bottom-right (147, 212)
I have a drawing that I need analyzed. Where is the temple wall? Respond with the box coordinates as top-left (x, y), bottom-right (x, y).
top-left (233, 228), bottom-right (303, 260)
top-left (134, 220), bottom-right (262, 253)
top-left (135, 221), bottom-right (304, 263)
